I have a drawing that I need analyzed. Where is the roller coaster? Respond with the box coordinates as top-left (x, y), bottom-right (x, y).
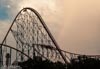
top-left (0, 7), bottom-right (100, 67)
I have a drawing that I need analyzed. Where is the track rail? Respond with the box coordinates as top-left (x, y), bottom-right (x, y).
top-left (0, 7), bottom-right (99, 65)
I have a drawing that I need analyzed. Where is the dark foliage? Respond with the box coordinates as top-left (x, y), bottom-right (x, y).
top-left (67, 55), bottom-right (100, 69)
top-left (18, 56), bottom-right (67, 69)
top-left (18, 55), bottom-right (100, 69)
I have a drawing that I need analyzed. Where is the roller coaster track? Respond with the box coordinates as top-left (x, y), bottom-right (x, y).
top-left (0, 7), bottom-right (100, 67)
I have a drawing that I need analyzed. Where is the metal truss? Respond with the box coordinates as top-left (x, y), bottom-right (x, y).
top-left (0, 7), bottom-right (100, 67)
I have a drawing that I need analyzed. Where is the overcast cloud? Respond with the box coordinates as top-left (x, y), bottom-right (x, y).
top-left (0, 0), bottom-right (100, 55)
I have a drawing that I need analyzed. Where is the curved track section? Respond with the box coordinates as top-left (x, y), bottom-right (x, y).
top-left (0, 44), bottom-right (31, 66)
top-left (0, 7), bottom-right (100, 66)
top-left (0, 7), bottom-right (68, 64)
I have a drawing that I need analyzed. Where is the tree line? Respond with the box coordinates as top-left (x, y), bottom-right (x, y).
top-left (18, 55), bottom-right (100, 69)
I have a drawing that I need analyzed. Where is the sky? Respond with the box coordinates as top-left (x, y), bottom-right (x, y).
top-left (0, 0), bottom-right (100, 55)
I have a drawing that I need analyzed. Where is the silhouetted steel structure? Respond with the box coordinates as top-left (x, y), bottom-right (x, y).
top-left (0, 7), bottom-right (100, 67)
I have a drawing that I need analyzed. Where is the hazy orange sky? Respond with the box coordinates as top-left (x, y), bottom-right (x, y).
top-left (0, 0), bottom-right (100, 55)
